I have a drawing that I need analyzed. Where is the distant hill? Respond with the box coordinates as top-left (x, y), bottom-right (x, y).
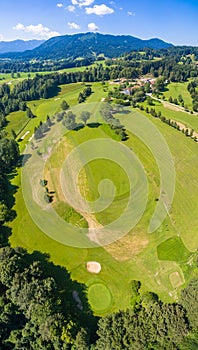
top-left (0, 39), bottom-right (45, 54)
top-left (0, 33), bottom-right (173, 60)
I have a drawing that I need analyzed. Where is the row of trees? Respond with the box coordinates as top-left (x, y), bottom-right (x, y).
top-left (100, 104), bottom-right (128, 141)
top-left (0, 118), bottom-right (19, 248)
top-left (139, 104), bottom-right (197, 142)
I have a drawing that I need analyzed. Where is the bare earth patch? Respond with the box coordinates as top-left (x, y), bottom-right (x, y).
top-left (86, 261), bottom-right (101, 274)
top-left (104, 230), bottom-right (149, 261)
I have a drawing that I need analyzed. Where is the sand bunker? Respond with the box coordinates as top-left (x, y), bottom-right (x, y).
top-left (86, 261), bottom-right (101, 274)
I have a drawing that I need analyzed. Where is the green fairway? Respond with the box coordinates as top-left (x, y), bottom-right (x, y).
top-left (6, 111), bottom-right (29, 136)
top-left (53, 201), bottom-right (88, 229)
top-left (163, 81), bottom-right (193, 109)
top-left (7, 82), bottom-right (198, 315)
top-left (157, 237), bottom-right (191, 262)
top-left (5, 82), bottom-right (109, 142)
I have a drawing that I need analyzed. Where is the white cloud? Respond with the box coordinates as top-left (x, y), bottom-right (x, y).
top-left (15, 23), bottom-right (25, 31)
top-left (72, 0), bottom-right (94, 7)
top-left (67, 5), bottom-right (75, 12)
top-left (88, 22), bottom-right (99, 31)
top-left (0, 34), bottom-right (4, 41)
top-left (85, 4), bottom-right (114, 15)
top-left (57, 3), bottom-right (63, 7)
top-left (128, 11), bottom-right (135, 16)
top-left (13, 23), bottom-right (60, 39)
top-left (68, 22), bottom-right (80, 30)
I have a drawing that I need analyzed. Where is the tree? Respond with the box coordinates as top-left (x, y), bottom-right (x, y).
top-left (61, 100), bottom-right (69, 111)
top-left (62, 111), bottom-right (76, 130)
top-left (80, 111), bottom-right (91, 125)
top-left (0, 202), bottom-right (9, 223)
top-left (0, 138), bottom-right (19, 173)
top-left (46, 115), bottom-right (52, 127)
top-left (78, 92), bottom-right (85, 103)
top-left (34, 126), bottom-right (43, 140)
top-left (26, 107), bottom-right (34, 119)
top-left (40, 179), bottom-right (48, 187)
top-left (147, 96), bottom-right (154, 105)
top-left (153, 76), bottom-right (165, 93)
top-left (73, 328), bottom-right (89, 350)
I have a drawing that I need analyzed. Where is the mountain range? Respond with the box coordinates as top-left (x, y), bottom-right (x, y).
top-left (0, 33), bottom-right (173, 60)
top-left (0, 39), bottom-right (45, 54)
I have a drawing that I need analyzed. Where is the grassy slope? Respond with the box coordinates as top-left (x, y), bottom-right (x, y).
top-left (143, 99), bottom-right (198, 133)
top-left (7, 81), bottom-right (198, 315)
top-left (163, 81), bottom-right (193, 109)
top-left (5, 82), bottom-right (108, 140)
top-left (157, 237), bottom-right (191, 262)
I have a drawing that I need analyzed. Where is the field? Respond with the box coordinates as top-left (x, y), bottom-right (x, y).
top-left (157, 237), bottom-right (191, 262)
top-left (6, 79), bottom-right (198, 315)
top-left (142, 98), bottom-right (198, 133)
top-left (163, 81), bottom-right (193, 109)
top-left (5, 82), bottom-right (109, 142)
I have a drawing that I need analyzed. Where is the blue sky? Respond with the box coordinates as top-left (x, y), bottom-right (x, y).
top-left (0, 0), bottom-right (198, 45)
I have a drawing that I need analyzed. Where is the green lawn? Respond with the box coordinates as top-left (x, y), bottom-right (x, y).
top-left (143, 99), bottom-right (198, 133)
top-left (163, 81), bottom-right (193, 109)
top-left (53, 201), bottom-right (88, 229)
top-left (157, 237), bottom-right (191, 262)
top-left (6, 111), bottom-right (29, 136)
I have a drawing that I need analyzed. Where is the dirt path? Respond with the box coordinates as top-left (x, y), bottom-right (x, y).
top-left (147, 94), bottom-right (198, 138)
top-left (172, 120), bottom-right (198, 138)
top-left (148, 94), bottom-right (197, 115)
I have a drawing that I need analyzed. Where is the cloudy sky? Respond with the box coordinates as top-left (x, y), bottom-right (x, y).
top-left (0, 0), bottom-right (197, 45)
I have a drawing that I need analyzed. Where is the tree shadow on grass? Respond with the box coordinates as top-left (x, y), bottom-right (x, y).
top-left (19, 153), bottom-right (32, 167)
top-left (74, 123), bottom-right (85, 131)
top-left (28, 250), bottom-right (98, 339)
top-left (87, 122), bottom-right (101, 128)
top-left (6, 175), bottom-right (18, 209)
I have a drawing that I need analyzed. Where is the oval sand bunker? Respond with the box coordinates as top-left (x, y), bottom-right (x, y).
top-left (86, 261), bottom-right (101, 274)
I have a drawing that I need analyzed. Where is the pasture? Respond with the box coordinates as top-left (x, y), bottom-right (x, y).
top-left (143, 98), bottom-right (198, 133)
top-left (163, 81), bottom-right (193, 109)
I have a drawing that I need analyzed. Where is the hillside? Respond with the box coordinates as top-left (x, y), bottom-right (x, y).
top-left (0, 39), bottom-right (45, 54)
top-left (0, 32), bottom-right (173, 59)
